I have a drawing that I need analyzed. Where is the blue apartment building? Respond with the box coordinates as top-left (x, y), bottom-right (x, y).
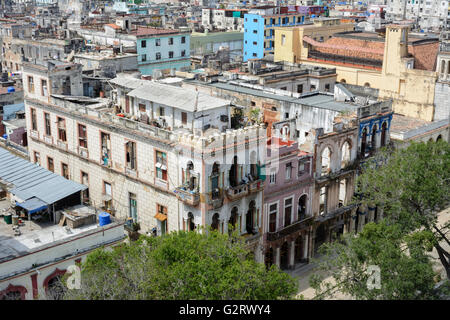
top-left (243, 7), bottom-right (306, 61)
top-left (136, 27), bottom-right (191, 76)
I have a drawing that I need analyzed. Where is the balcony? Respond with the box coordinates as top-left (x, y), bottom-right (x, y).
top-left (315, 204), bottom-right (356, 223)
top-left (78, 146), bottom-right (89, 159)
top-left (30, 130), bottom-right (38, 139)
top-left (57, 140), bottom-right (67, 151)
top-left (266, 216), bottom-right (313, 242)
top-left (226, 183), bottom-right (248, 201)
top-left (208, 188), bottom-right (224, 209)
top-left (154, 177), bottom-right (168, 190)
top-left (248, 179), bottom-right (263, 193)
top-left (175, 186), bottom-right (200, 206)
top-left (125, 167), bottom-right (138, 178)
top-left (43, 135), bottom-right (53, 145)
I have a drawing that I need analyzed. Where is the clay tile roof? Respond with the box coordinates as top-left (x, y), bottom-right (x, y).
top-left (133, 26), bottom-right (181, 37)
top-left (105, 23), bottom-right (121, 30)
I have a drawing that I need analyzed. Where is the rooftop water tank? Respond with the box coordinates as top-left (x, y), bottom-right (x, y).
top-left (7, 87), bottom-right (15, 93)
top-left (99, 212), bottom-right (111, 226)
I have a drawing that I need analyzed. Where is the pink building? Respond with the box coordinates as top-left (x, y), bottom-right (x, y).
top-left (263, 137), bottom-right (313, 270)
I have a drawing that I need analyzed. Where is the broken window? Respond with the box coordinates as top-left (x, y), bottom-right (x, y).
top-left (101, 132), bottom-right (111, 166)
top-left (126, 141), bottom-right (137, 170)
top-left (57, 117), bottom-right (66, 142)
top-left (78, 124), bottom-right (87, 148)
top-left (361, 127), bottom-right (368, 156)
top-left (229, 207), bottom-right (238, 234)
top-left (321, 147), bottom-right (331, 176)
top-left (341, 141), bottom-right (351, 169)
top-left (44, 112), bottom-right (51, 136)
top-left (168, 51), bottom-right (174, 58)
top-left (157, 204), bottom-right (168, 235)
top-left (319, 186), bottom-right (327, 215)
top-left (339, 179), bottom-right (347, 207)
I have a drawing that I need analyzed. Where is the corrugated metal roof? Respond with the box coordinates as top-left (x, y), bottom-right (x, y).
top-left (127, 82), bottom-right (230, 112)
top-left (0, 147), bottom-right (87, 205)
top-left (109, 76), bottom-right (150, 89)
top-left (207, 81), bottom-right (357, 113)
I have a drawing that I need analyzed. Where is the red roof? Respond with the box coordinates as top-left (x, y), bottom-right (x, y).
top-left (105, 23), bottom-right (121, 30)
top-left (133, 26), bottom-right (182, 37)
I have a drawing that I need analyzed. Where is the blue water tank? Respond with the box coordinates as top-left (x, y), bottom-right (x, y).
top-left (7, 87), bottom-right (15, 93)
top-left (2, 134), bottom-right (7, 140)
top-left (99, 212), bottom-right (111, 226)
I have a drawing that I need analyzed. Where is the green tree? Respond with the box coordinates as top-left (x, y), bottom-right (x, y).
top-left (310, 140), bottom-right (450, 299)
top-left (356, 140), bottom-right (450, 279)
top-left (310, 221), bottom-right (439, 299)
top-left (64, 229), bottom-right (298, 300)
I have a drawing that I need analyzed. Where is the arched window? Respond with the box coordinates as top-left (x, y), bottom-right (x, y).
top-left (340, 79), bottom-right (346, 83)
top-left (211, 162), bottom-right (220, 199)
top-left (185, 161), bottom-right (196, 191)
top-left (229, 156), bottom-right (239, 187)
top-left (250, 151), bottom-right (258, 180)
top-left (321, 147), bottom-right (331, 176)
top-left (229, 207), bottom-right (238, 234)
top-left (380, 122), bottom-right (388, 147)
top-left (436, 135), bottom-right (442, 142)
top-left (187, 212), bottom-right (195, 231)
top-left (211, 213), bottom-right (220, 231)
top-left (46, 275), bottom-right (67, 300)
top-left (265, 247), bottom-right (274, 268)
top-left (246, 201), bottom-right (256, 234)
top-left (341, 141), bottom-right (351, 169)
top-left (361, 127), bottom-right (368, 156)
top-left (371, 125), bottom-right (377, 150)
top-left (298, 194), bottom-right (307, 220)
top-left (364, 82), bottom-right (370, 88)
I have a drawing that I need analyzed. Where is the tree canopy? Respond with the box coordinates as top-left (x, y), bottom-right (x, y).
top-left (311, 140), bottom-right (450, 299)
top-left (63, 230), bottom-right (298, 300)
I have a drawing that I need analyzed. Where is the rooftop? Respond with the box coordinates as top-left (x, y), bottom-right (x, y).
top-left (127, 81), bottom-right (230, 112)
top-left (132, 26), bottom-right (186, 37)
top-left (389, 114), bottom-right (450, 141)
top-left (190, 79), bottom-right (359, 113)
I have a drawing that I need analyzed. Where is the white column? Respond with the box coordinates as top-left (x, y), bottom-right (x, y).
top-left (289, 240), bottom-right (295, 268)
top-left (303, 234), bottom-right (309, 260)
top-left (275, 247), bottom-right (280, 268)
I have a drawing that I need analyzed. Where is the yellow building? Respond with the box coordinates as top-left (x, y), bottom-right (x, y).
top-left (274, 22), bottom-right (440, 121)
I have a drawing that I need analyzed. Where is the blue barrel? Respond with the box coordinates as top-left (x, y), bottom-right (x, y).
top-left (2, 134), bottom-right (7, 139)
top-left (99, 212), bottom-right (111, 226)
top-left (7, 87), bottom-right (15, 93)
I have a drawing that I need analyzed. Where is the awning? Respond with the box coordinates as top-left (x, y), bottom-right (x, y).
top-left (16, 197), bottom-right (48, 214)
top-left (154, 213), bottom-right (167, 221)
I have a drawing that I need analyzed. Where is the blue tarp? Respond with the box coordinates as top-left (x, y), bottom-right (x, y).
top-left (16, 197), bottom-right (48, 214)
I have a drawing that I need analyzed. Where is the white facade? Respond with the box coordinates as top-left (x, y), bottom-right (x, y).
top-left (386, 0), bottom-right (450, 31)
